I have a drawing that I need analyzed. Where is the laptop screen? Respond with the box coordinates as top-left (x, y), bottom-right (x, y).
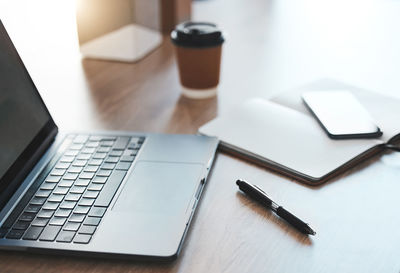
top-left (0, 21), bottom-right (57, 210)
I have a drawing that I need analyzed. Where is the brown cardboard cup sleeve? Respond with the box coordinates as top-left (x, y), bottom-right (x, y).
top-left (171, 22), bottom-right (224, 99)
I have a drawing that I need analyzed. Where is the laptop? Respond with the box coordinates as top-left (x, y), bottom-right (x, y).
top-left (0, 20), bottom-right (218, 261)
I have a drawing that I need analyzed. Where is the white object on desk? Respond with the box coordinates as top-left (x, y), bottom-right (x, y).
top-left (80, 24), bottom-right (162, 63)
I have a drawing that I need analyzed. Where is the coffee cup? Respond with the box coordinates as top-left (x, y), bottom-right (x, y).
top-left (171, 22), bottom-right (224, 99)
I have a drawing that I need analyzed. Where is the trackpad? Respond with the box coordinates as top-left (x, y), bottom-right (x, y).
top-left (112, 161), bottom-right (203, 213)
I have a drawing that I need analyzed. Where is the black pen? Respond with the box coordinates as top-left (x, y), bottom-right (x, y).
top-left (236, 179), bottom-right (316, 235)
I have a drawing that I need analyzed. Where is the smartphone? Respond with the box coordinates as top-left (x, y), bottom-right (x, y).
top-left (302, 90), bottom-right (382, 139)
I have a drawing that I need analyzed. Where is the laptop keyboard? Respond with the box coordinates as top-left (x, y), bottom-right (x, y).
top-left (0, 134), bottom-right (144, 244)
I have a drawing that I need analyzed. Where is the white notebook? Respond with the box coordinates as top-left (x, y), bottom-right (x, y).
top-left (199, 80), bottom-right (400, 185)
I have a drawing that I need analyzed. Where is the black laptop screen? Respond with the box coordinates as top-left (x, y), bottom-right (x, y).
top-left (0, 21), bottom-right (57, 210)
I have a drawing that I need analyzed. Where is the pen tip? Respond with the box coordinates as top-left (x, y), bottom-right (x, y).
top-left (307, 227), bottom-right (316, 236)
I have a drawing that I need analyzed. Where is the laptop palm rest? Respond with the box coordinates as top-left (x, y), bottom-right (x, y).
top-left (90, 161), bottom-right (205, 257)
top-left (112, 161), bottom-right (203, 214)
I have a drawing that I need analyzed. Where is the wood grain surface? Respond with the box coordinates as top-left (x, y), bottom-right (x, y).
top-left (1, 0), bottom-right (400, 272)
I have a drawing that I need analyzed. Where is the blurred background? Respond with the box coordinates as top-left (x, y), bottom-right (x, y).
top-left (0, 0), bottom-right (399, 131)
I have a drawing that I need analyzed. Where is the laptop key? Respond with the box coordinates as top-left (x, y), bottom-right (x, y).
top-left (96, 170), bottom-right (111, 177)
top-left (64, 150), bottom-right (79, 157)
top-left (127, 142), bottom-right (140, 149)
top-left (94, 170), bottom-right (127, 207)
top-left (40, 182), bottom-right (57, 190)
top-left (23, 226), bottom-right (44, 240)
top-left (115, 162), bottom-right (131, 171)
top-left (79, 172), bottom-right (94, 180)
top-left (68, 166), bottom-right (83, 173)
top-left (77, 154), bottom-right (91, 160)
top-left (55, 162), bottom-right (70, 169)
top-left (45, 175), bottom-right (62, 183)
top-left (30, 197), bottom-right (47, 206)
top-left (84, 165), bottom-right (99, 173)
top-left (64, 173), bottom-right (79, 180)
top-left (49, 217), bottom-right (67, 226)
top-left (39, 225), bottom-right (61, 241)
top-left (86, 141), bottom-right (99, 148)
top-left (101, 163), bottom-right (115, 170)
top-left (123, 148), bottom-right (133, 154)
top-left (13, 221), bottom-right (30, 230)
top-left (87, 183), bottom-right (103, 191)
top-left (99, 136), bottom-right (117, 141)
top-left (19, 212), bottom-right (36, 222)
top-left (48, 194), bottom-right (64, 203)
top-left (42, 201), bottom-right (59, 210)
top-left (78, 225), bottom-right (96, 235)
top-left (65, 193), bottom-right (81, 202)
top-left (78, 198), bottom-right (95, 207)
top-left (73, 234), bottom-right (92, 244)
top-left (92, 176), bottom-right (107, 184)
top-left (70, 144), bottom-right (84, 150)
top-left (97, 147), bottom-right (110, 153)
top-left (104, 156), bottom-right (119, 163)
top-left (93, 152), bottom-right (107, 159)
top-left (130, 137), bottom-right (141, 144)
top-left (83, 191), bottom-right (99, 199)
top-left (60, 156), bottom-right (75, 163)
top-left (70, 186), bottom-right (86, 194)
top-left (100, 140), bottom-right (114, 147)
top-left (60, 201), bottom-right (77, 210)
top-left (74, 206), bottom-right (90, 214)
top-left (69, 214), bottom-right (86, 223)
top-left (6, 229), bottom-right (24, 239)
top-left (113, 137), bottom-right (130, 150)
top-left (120, 155), bottom-right (134, 162)
top-left (63, 222), bottom-right (81, 232)
top-left (74, 179), bottom-right (90, 186)
top-left (72, 159), bottom-right (88, 167)
top-left (109, 150), bottom-right (123, 157)
top-left (81, 147), bottom-right (95, 154)
top-left (56, 230), bottom-right (76, 243)
top-left (130, 149), bottom-right (139, 156)
top-left (31, 218), bottom-right (49, 227)
top-left (83, 217), bottom-right (101, 226)
top-left (88, 207), bottom-right (106, 218)
top-left (53, 187), bottom-right (69, 195)
top-left (50, 168), bottom-right (66, 176)
top-left (35, 189), bottom-right (52, 198)
top-left (88, 159), bottom-right (102, 166)
top-left (50, 169), bottom-right (65, 176)
top-left (37, 210), bottom-right (54, 219)
top-left (59, 179), bottom-right (74, 187)
top-left (25, 204), bottom-right (42, 213)
top-left (55, 209), bottom-right (72, 218)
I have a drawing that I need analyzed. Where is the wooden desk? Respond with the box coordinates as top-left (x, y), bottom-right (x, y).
top-left (1, 0), bottom-right (400, 272)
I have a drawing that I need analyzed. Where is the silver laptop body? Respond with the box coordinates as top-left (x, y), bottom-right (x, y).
top-left (0, 20), bottom-right (218, 261)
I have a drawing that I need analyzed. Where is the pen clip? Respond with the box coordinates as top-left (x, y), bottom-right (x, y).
top-left (253, 184), bottom-right (267, 195)
top-left (252, 184), bottom-right (279, 210)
